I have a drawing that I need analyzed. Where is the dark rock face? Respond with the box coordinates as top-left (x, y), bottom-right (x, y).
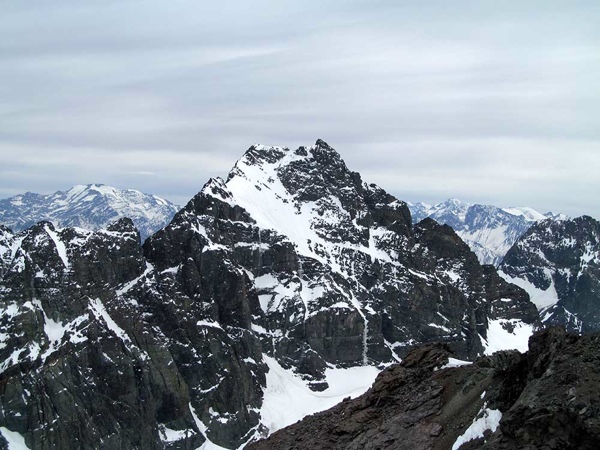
top-left (0, 184), bottom-right (179, 241)
top-left (248, 327), bottom-right (600, 450)
top-left (147, 140), bottom-right (538, 386)
top-left (500, 216), bottom-right (600, 333)
top-left (0, 140), bottom-right (539, 448)
top-left (481, 327), bottom-right (600, 449)
top-left (0, 225), bottom-right (15, 279)
top-left (0, 220), bottom-right (204, 449)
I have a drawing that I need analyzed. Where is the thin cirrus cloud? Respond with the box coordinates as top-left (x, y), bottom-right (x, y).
top-left (0, 0), bottom-right (599, 218)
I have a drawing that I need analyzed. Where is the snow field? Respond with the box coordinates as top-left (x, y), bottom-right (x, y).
top-left (258, 356), bottom-right (379, 436)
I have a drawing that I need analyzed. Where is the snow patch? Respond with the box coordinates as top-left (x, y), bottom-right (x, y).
top-left (502, 206), bottom-right (547, 222)
top-left (116, 262), bottom-right (154, 296)
top-left (196, 320), bottom-right (223, 330)
top-left (481, 319), bottom-right (533, 355)
top-left (452, 404), bottom-right (502, 449)
top-left (441, 358), bottom-right (472, 369)
top-left (188, 403), bottom-right (229, 450)
top-left (428, 323), bottom-right (451, 333)
top-left (0, 427), bottom-right (30, 450)
top-left (443, 270), bottom-right (461, 283)
top-left (257, 355), bottom-right (379, 438)
top-left (44, 225), bottom-right (70, 269)
top-left (499, 271), bottom-right (559, 313)
top-left (158, 425), bottom-right (194, 444)
top-left (89, 298), bottom-right (130, 344)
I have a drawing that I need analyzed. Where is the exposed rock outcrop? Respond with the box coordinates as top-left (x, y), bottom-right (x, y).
top-left (249, 327), bottom-right (600, 450)
top-left (500, 216), bottom-right (600, 333)
top-left (0, 220), bottom-right (205, 449)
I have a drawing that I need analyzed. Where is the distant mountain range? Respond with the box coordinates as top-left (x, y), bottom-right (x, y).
top-left (408, 198), bottom-right (567, 266)
top-left (0, 184), bottom-right (179, 240)
top-left (405, 199), bottom-right (600, 337)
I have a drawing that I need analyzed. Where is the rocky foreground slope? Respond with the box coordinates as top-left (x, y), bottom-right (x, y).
top-left (249, 327), bottom-right (600, 450)
top-left (0, 141), bottom-right (539, 449)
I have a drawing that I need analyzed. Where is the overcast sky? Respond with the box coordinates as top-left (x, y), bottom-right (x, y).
top-left (1, 1), bottom-right (599, 218)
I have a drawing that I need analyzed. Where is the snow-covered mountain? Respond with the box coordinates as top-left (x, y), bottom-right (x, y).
top-left (500, 216), bottom-right (600, 333)
top-left (0, 184), bottom-right (179, 241)
top-left (408, 199), bottom-right (563, 266)
top-left (0, 141), bottom-right (539, 449)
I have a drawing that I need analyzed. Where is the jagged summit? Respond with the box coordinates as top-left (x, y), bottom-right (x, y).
top-left (146, 140), bottom-right (536, 368)
top-left (0, 183), bottom-right (180, 240)
top-left (229, 140), bottom-right (351, 181)
top-left (202, 140), bottom-right (411, 270)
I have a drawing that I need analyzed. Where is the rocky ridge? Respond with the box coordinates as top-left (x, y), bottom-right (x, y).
top-left (0, 219), bottom-right (207, 449)
top-left (0, 184), bottom-right (179, 241)
top-left (0, 141), bottom-right (539, 449)
top-left (500, 215), bottom-right (600, 333)
top-left (249, 326), bottom-right (600, 450)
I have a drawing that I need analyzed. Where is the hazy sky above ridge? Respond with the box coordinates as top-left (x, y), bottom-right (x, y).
top-left (1, 1), bottom-right (599, 218)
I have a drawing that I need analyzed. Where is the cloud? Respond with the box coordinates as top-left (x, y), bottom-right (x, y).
top-left (1, 1), bottom-right (599, 218)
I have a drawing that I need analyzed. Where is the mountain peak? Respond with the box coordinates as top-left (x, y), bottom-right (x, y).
top-left (227, 140), bottom-right (348, 187)
top-left (224, 140), bottom-right (372, 261)
top-left (314, 138), bottom-right (334, 150)
top-left (439, 198), bottom-right (470, 211)
top-left (445, 197), bottom-right (466, 205)
top-left (244, 144), bottom-right (289, 165)
top-left (500, 215), bottom-right (600, 333)
top-left (200, 176), bottom-right (236, 206)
